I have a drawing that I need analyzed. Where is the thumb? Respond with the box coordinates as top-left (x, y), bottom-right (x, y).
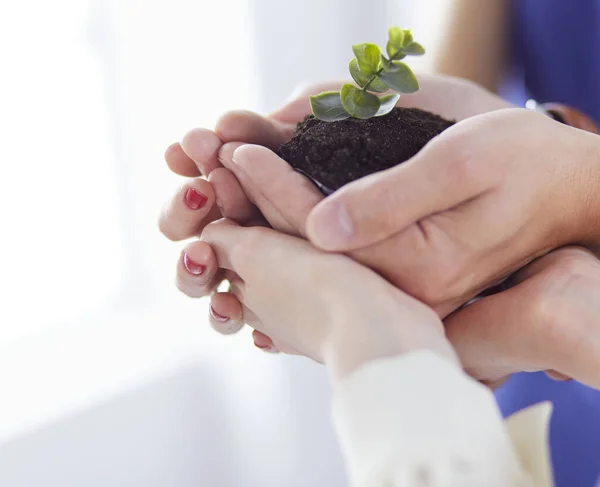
top-left (305, 121), bottom-right (493, 251)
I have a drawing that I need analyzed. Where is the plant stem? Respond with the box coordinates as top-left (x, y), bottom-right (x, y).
top-left (362, 50), bottom-right (402, 92)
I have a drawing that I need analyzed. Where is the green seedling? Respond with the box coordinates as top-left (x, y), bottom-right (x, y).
top-left (310, 27), bottom-right (425, 121)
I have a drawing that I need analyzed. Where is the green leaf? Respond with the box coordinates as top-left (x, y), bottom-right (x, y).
top-left (380, 54), bottom-right (404, 72)
top-left (403, 42), bottom-right (425, 56)
top-left (375, 93), bottom-right (400, 117)
top-left (388, 27), bottom-right (405, 47)
top-left (340, 83), bottom-right (381, 119)
top-left (352, 43), bottom-right (382, 75)
top-left (310, 91), bottom-right (351, 122)
top-left (379, 61), bottom-right (419, 93)
top-left (349, 58), bottom-right (388, 93)
top-left (387, 27), bottom-right (414, 58)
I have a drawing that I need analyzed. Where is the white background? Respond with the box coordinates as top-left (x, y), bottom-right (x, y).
top-left (0, 1), bottom-right (449, 485)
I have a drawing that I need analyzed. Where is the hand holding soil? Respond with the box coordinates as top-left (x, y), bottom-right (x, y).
top-left (159, 36), bottom-right (600, 386)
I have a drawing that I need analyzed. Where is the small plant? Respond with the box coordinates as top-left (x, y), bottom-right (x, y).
top-left (310, 27), bottom-right (425, 122)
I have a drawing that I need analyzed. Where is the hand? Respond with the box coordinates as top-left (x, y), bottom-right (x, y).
top-left (304, 107), bottom-right (600, 315)
top-left (194, 219), bottom-right (458, 380)
top-left (181, 219), bottom-right (600, 388)
top-left (160, 74), bottom-right (513, 309)
top-left (446, 246), bottom-right (600, 389)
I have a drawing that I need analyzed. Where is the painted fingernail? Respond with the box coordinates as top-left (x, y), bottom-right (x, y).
top-left (308, 201), bottom-right (354, 249)
top-left (184, 188), bottom-right (208, 210)
top-left (255, 343), bottom-right (279, 353)
top-left (209, 304), bottom-right (229, 323)
top-left (183, 252), bottom-right (206, 275)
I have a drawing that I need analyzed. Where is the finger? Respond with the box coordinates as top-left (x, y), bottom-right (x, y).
top-left (215, 110), bottom-right (293, 149)
top-left (219, 142), bottom-right (294, 233)
top-left (208, 167), bottom-right (262, 224)
top-left (201, 219), bottom-right (303, 279)
top-left (252, 329), bottom-right (301, 356)
top-left (509, 246), bottom-right (596, 285)
top-left (209, 292), bottom-right (244, 335)
top-left (176, 241), bottom-right (223, 298)
top-left (305, 122), bottom-right (495, 251)
top-left (252, 330), bottom-right (279, 353)
top-left (159, 179), bottom-right (221, 241)
top-left (446, 249), bottom-right (600, 387)
top-left (230, 144), bottom-right (324, 236)
top-left (393, 74), bottom-right (510, 120)
top-left (180, 128), bottom-right (224, 176)
top-left (165, 142), bottom-right (201, 177)
top-left (445, 284), bottom-right (550, 383)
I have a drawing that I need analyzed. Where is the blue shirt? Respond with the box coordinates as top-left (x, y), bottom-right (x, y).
top-left (500, 2), bottom-right (600, 486)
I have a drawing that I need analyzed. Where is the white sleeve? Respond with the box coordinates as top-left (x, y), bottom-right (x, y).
top-left (332, 350), bottom-right (552, 487)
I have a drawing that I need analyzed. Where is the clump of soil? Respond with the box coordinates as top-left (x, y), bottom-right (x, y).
top-left (277, 107), bottom-right (455, 194)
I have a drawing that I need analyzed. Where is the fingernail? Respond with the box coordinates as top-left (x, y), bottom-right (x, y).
top-left (209, 304), bottom-right (229, 323)
top-left (255, 343), bottom-right (279, 354)
top-left (308, 201), bottom-right (354, 249)
top-left (184, 188), bottom-right (208, 210)
top-left (546, 370), bottom-right (572, 382)
top-left (183, 252), bottom-right (206, 275)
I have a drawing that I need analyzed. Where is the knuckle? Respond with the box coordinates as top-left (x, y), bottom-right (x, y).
top-left (229, 226), bottom-right (271, 266)
top-left (175, 266), bottom-right (210, 298)
top-left (158, 216), bottom-right (184, 242)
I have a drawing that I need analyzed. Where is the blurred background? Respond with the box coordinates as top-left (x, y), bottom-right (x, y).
top-left (0, 0), bottom-right (448, 485)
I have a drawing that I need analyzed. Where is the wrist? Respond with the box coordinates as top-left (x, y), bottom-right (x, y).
top-left (573, 130), bottom-right (600, 250)
top-left (532, 101), bottom-right (600, 248)
top-left (323, 311), bottom-right (459, 383)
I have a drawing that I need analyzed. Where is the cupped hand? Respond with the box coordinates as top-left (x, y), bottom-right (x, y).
top-left (161, 74), bottom-right (513, 308)
top-left (182, 226), bottom-right (600, 388)
top-left (305, 107), bottom-right (600, 314)
top-left (194, 219), bottom-right (458, 379)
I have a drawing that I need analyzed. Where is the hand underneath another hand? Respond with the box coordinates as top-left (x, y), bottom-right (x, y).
top-left (159, 73), bottom-right (600, 389)
top-left (160, 74), bottom-right (514, 311)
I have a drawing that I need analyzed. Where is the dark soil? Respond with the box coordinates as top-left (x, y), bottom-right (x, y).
top-left (276, 107), bottom-right (455, 194)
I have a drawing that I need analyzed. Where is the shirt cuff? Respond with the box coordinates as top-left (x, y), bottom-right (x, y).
top-left (332, 350), bottom-right (537, 486)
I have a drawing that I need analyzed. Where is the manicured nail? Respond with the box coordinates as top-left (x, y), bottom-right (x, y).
top-left (184, 188), bottom-right (208, 210)
top-left (182, 252), bottom-right (206, 275)
top-left (209, 304), bottom-right (229, 323)
top-left (308, 201), bottom-right (354, 249)
top-left (255, 343), bottom-right (279, 353)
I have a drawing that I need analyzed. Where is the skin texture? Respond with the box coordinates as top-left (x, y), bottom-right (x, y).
top-left (199, 219), bottom-right (458, 381)
top-left (305, 107), bottom-right (600, 315)
top-left (194, 219), bottom-right (600, 388)
top-left (159, 75), bottom-right (600, 386)
top-left (159, 75), bottom-right (514, 312)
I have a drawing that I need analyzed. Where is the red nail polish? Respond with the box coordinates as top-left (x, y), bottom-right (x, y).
top-left (255, 343), bottom-right (279, 353)
top-left (184, 188), bottom-right (208, 210)
top-left (209, 304), bottom-right (229, 323)
top-left (183, 252), bottom-right (206, 275)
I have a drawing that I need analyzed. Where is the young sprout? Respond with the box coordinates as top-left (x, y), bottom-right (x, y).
top-left (310, 27), bottom-right (425, 122)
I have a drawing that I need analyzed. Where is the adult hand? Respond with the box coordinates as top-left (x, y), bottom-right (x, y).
top-left (446, 246), bottom-right (600, 389)
top-left (195, 219), bottom-right (458, 380)
top-left (160, 74), bottom-right (513, 309)
top-left (304, 107), bottom-right (600, 314)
